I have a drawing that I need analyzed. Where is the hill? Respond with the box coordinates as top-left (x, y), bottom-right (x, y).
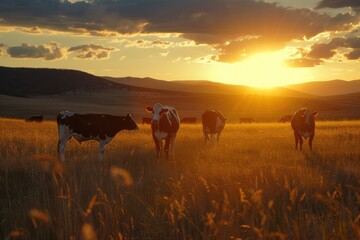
top-left (104, 76), bottom-right (312, 98)
top-left (285, 79), bottom-right (360, 96)
top-left (0, 66), bottom-right (154, 97)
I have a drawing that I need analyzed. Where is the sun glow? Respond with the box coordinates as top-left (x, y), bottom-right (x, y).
top-left (211, 52), bottom-right (311, 88)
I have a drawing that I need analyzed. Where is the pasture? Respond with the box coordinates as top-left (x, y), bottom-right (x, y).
top-left (0, 118), bottom-right (360, 239)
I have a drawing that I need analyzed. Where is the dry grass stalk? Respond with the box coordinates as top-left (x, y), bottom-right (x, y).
top-left (110, 166), bottom-right (134, 188)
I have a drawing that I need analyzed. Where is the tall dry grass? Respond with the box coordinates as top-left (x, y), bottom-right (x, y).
top-left (0, 118), bottom-right (359, 239)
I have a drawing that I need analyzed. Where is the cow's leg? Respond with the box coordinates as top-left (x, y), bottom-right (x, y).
top-left (153, 137), bottom-right (161, 158)
top-left (164, 136), bottom-right (171, 160)
top-left (299, 136), bottom-right (303, 151)
top-left (58, 125), bottom-right (71, 162)
top-left (309, 134), bottom-right (314, 151)
top-left (294, 132), bottom-right (299, 150)
top-left (216, 131), bottom-right (222, 144)
top-left (58, 139), bottom-right (69, 162)
top-left (203, 131), bottom-right (209, 143)
top-left (99, 141), bottom-right (106, 161)
top-left (170, 135), bottom-right (176, 160)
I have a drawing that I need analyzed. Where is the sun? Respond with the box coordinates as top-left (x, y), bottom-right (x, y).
top-left (211, 51), bottom-right (310, 88)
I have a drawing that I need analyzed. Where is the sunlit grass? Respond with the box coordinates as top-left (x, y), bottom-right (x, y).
top-left (0, 118), bottom-right (359, 239)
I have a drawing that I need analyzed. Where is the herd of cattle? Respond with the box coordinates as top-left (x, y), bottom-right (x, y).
top-left (49, 103), bottom-right (318, 162)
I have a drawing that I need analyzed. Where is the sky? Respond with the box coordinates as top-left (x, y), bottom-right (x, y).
top-left (0, 0), bottom-right (359, 87)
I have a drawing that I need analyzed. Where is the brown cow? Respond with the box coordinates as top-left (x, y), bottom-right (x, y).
top-left (291, 108), bottom-right (318, 150)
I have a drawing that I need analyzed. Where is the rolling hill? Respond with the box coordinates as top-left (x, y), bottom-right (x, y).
top-left (285, 79), bottom-right (360, 96)
top-left (0, 66), bottom-right (156, 97)
top-left (1, 66), bottom-right (360, 121)
top-left (104, 76), bottom-right (313, 98)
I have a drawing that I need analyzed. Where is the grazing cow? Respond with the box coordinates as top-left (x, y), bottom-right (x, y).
top-left (145, 103), bottom-right (180, 159)
top-left (202, 110), bottom-right (226, 144)
top-left (57, 111), bottom-right (138, 162)
top-left (142, 117), bottom-right (152, 124)
top-left (25, 115), bottom-right (43, 122)
top-left (180, 117), bottom-right (197, 124)
top-left (278, 114), bottom-right (293, 123)
top-left (291, 108), bottom-right (318, 150)
top-left (239, 117), bottom-right (255, 123)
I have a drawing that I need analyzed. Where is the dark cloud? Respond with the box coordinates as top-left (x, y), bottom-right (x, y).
top-left (6, 42), bottom-right (65, 60)
top-left (0, 0), bottom-right (359, 62)
top-left (286, 36), bottom-right (360, 67)
top-left (345, 49), bottom-right (360, 60)
top-left (316, 0), bottom-right (360, 9)
top-left (307, 43), bottom-right (337, 59)
top-left (284, 58), bottom-right (324, 68)
top-left (68, 43), bottom-right (115, 59)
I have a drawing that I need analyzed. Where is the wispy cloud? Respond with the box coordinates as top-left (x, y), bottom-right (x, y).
top-left (7, 42), bottom-right (65, 60)
top-left (316, 0), bottom-right (360, 9)
top-left (68, 43), bottom-right (116, 60)
top-left (125, 39), bottom-right (172, 49)
top-left (285, 36), bottom-right (360, 67)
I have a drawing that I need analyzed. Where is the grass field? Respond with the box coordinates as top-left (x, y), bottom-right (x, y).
top-left (0, 118), bottom-right (360, 239)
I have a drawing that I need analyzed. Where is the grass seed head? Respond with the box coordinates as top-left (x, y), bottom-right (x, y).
top-left (110, 166), bottom-right (134, 187)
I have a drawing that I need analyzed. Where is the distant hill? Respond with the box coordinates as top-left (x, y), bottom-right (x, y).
top-left (0, 66), bottom-right (153, 97)
top-left (285, 80), bottom-right (360, 96)
top-left (104, 76), bottom-right (312, 98)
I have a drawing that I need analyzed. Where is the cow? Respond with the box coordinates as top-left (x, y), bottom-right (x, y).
top-left (239, 117), bottom-right (255, 123)
top-left (202, 110), bottom-right (226, 144)
top-left (25, 115), bottom-right (43, 123)
top-left (142, 117), bottom-right (152, 124)
top-left (57, 111), bottom-right (138, 162)
top-left (180, 117), bottom-right (197, 124)
top-left (279, 115), bottom-right (293, 123)
top-left (291, 107), bottom-right (318, 150)
top-left (145, 103), bottom-right (180, 160)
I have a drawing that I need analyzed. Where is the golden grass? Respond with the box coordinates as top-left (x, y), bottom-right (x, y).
top-left (0, 118), bottom-right (359, 239)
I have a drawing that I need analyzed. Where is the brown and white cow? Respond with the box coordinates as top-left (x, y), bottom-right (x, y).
top-left (291, 107), bottom-right (318, 150)
top-left (145, 103), bottom-right (180, 159)
top-left (201, 110), bottom-right (226, 144)
top-left (57, 111), bottom-right (138, 162)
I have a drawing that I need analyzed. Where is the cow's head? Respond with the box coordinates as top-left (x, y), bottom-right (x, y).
top-left (124, 114), bottom-right (139, 130)
top-left (145, 103), bottom-right (169, 124)
top-left (300, 109), bottom-right (318, 125)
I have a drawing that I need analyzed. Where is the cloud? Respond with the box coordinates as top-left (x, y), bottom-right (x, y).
top-left (0, 0), bottom-right (359, 63)
top-left (316, 0), bottom-right (360, 9)
top-left (345, 48), bottom-right (360, 60)
top-left (125, 39), bottom-right (172, 49)
top-left (284, 58), bottom-right (324, 68)
top-left (7, 42), bottom-right (65, 60)
top-left (286, 36), bottom-right (360, 67)
top-left (68, 43), bottom-right (115, 59)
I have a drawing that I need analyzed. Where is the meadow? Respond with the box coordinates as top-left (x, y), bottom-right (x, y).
top-left (0, 118), bottom-right (359, 239)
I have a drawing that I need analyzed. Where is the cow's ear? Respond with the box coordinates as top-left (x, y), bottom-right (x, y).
top-left (145, 107), bottom-right (153, 113)
top-left (161, 108), bottom-right (169, 114)
top-left (312, 112), bottom-right (318, 117)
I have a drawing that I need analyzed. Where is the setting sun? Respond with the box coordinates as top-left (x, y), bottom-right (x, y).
top-left (211, 52), bottom-right (310, 88)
